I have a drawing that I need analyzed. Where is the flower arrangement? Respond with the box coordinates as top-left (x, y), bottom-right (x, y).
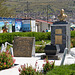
top-left (43, 59), bottom-right (55, 73)
top-left (18, 64), bottom-right (42, 75)
top-left (0, 50), bottom-right (15, 70)
top-left (18, 59), bottom-right (55, 75)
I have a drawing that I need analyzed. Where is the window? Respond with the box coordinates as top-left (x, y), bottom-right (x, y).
top-left (48, 24), bottom-right (50, 30)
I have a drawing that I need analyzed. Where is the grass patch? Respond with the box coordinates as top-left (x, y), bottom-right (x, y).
top-left (35, 46), bottom-right (45, 53)
top-left (35, 40), bottom-right (50, 45)
top-left (35, 40), bottom-right (50, 53)
top-left (47, 64), bottom-right (75, 75)
top-left (35, 41), bottom-right (43, 45)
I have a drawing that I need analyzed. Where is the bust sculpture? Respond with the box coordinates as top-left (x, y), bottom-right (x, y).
top-left (58, 9), bottom-right (67, 21)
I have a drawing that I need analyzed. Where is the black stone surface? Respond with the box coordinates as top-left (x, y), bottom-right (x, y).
top-left (53, 21), bottom-right (68, 25)
top-left (51, 26), bottom-right (66, 53)
top-left (51, 21), bottom-right (70, 53)
top-left (41, 55), bottom-right (59, 60)
top-left (45, 44), bottom-right (56, 50)
top-left (44, 44), bottom-right (57, 55)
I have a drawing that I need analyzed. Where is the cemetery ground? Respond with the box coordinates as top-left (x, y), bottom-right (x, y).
top-left (0, 40), bottom-right (75, 75)
top-left (0, 50), bottom-right (75, 75)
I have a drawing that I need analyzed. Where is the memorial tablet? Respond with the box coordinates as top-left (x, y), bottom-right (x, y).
top-left (55, 29), bottom-right (62, 34)
top-left (55, 35), bottom-right (62, 44)
top-left (13, 37), bottom-right (35, 57)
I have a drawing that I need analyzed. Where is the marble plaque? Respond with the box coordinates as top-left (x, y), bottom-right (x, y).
top-left (13, 37), bottom-right (35, 57)
top-left (55, 29), bottom-right (62, 34)
top-left (55, 35), bottom-right (62, 44)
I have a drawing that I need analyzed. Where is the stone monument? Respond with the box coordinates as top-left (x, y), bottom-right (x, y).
top-left (51, 9), bottom-right (70, 53)
top-left (13, 37), bottom-right (35, 57)
top-left (41, 9), bottom-right (70, 59)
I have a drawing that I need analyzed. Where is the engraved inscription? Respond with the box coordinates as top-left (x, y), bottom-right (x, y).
top-left (13, 37), bottom-right (34, 57)
top-left (55, 29), bottom-right (62, 34)
top-left (55, 35), bottom-right (62, 44)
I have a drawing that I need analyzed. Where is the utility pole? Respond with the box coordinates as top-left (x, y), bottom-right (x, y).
top-left (47, 5), bottom-right (48, 22)
top-left (27, 1), bottom-right (28, 17)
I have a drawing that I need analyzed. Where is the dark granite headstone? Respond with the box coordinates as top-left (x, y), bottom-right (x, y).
top-left (13, 37), bottom-right (35, 57)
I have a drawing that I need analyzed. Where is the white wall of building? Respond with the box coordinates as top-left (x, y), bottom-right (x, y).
top-left (41, 22), bottom-right (48, 32)
top-left (31, 20), bottom-right (36, 32)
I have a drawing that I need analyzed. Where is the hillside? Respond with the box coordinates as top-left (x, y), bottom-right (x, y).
top-left (0, 0), bottom-right (75, 20)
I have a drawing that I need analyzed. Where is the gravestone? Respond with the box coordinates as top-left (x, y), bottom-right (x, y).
top-left (13, 37), bottom-right (35, 57)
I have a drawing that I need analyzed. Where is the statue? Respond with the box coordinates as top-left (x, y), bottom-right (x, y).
top-left (58, 9), bottom-right (67, 21)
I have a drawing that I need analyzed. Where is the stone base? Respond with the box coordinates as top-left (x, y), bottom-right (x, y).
top-left (41, 55), bottom-right (59, 60)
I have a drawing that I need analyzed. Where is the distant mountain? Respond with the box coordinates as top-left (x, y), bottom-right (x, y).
top-left (0, 0), bottom-right (75, 19)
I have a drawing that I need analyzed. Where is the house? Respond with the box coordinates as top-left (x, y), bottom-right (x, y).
top-left (0, 17), bottom-right (53, 33)
top-left (0, 17), bottom-right (36, 33)
top-left (22, 18), bottom-right (36, 32)
top-left (35, 19), bottom-right (53, 32)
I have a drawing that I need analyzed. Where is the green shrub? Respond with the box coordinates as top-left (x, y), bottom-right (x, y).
top-left (43, 59), bottom-right (55, 74)
top-left (0, 51), bottom-right (15, 70)
top-left (71, 31), bottom-right (75, 38)
top-left (71, 38), bottom-right (75, 47)
top-left (0, 32), bottom-right (51, 46)
top-left (0, 31), bottom-right (75, 46)
top-left (18, 64), bottom-right (42, 75)
top-left (35, 46), bottom-right (45, 53)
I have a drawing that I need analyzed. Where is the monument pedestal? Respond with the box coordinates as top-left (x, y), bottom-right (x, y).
top-left (41, 21), bottom-right (70, 60)
top-left (41, 9), bottom-right (70, 60)
top-left (51, 21), bottom-right (70, 53)
top-left (41, 44), bottom-right (60, 60)
top-left (41, 55), bottom-right (59, 60)
top-left (41, 53), bottom-right (63, 60)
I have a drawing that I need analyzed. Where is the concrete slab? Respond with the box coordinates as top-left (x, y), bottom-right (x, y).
top-left (0, 48), bottom-right (75, 75)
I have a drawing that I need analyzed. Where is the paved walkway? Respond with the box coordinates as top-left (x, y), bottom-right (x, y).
top-left (0, 48), bottom-right (75, 75)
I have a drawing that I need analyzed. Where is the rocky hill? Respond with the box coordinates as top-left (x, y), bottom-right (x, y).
top-left (0, 0), bottom-right (75, 19)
